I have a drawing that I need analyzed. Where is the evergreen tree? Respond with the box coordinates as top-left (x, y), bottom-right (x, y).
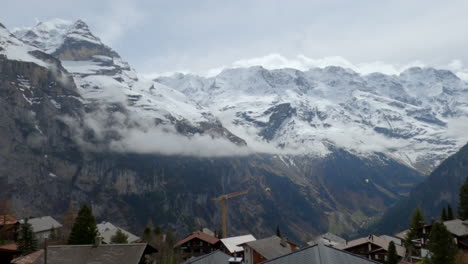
top-left (441, 207), bottom-right (448, 221)
top-left (17, 219), bottom-right (37, 255)
top-left (427, 222), bottom-right (457, 264)
top-left (404, 207), bottom-right (425, 257)
top-left (386, 241), bottom-right (399, 264)
top-left (458, 176), bottom-right (468, 220)
top-left (276, 225), bottom-right (282, 237)
top-left (143, 226), bottom-right (152, 241)
top-left (111, 229), bottom-right (128, 244)
top-left (68, 204), bottom-right (98, 245)
top-left (154, 225), bottom-right (162, 235)
top-left (447, 205), bottom-right (454, 220)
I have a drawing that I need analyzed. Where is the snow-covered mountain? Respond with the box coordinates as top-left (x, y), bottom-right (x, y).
top-left (156, 66), bottom-right (468, 173)
top-left (10, 18), bottom-right (468, 172)
top-left (3, 18), bottom-right (454, 240)
top-left (13, 19), bottom-right (246, 151)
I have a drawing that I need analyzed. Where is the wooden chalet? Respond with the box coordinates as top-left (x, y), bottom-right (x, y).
top-left (174, 231), bottom-right (221, 260)
top-left (241, 236), bottom-right (298, 264)
top-left (0, 215), bottom-right (19, 241)
top-left (337, 235), bottom-right (406, 263)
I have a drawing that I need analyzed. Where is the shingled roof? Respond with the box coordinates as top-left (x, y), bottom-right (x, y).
top-left (30, 243), bottom-right (151, 264)
top-left (262, 243), bottom-right (380, 264)
top-left (20, 216), bottom-right (62, 233)
top-left (443, 219), bottom-right (468, 237)
top-left (97, 222), bottom-right (140, 244)
top-left (337, 235), bottom-right (406, 257)
top-left (175, 231), bottom-right (220, 248)
top-left (243, 236), bottom-right (293, 260)
top-left (181, 250), bottom-right (231, 264)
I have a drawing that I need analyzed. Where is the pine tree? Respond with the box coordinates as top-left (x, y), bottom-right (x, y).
top-left (441, 207), bottom-right (448, 221)
top-left (458, 176), bottom-right (468, 220)
top-left (68, 204), bottom-right (98, 245)
top-left (17, 219), bottom-right (37, 255)
top-left (386, 241), bottom-right (399, 264)
top-left (276, 225), bottom-right (282, 237)
top-left (427, 222), bottom-right (457, 264)
top-left (447, 205), bottom-right (454, 220)
top-left (154, 226), bottom-right (162, 235)
top-left (111, 229), bottom-right (128, 244)
top-left (404, 207), bottom-right (425, 257)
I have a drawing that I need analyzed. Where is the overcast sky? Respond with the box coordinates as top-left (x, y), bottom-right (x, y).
top-left (2, 0), bottom-right (468, 77)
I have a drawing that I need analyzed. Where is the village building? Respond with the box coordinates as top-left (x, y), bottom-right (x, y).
top-left (20, 216), bottom-right (62, 242)
top-left (241, 236), bottom-right (298, 264)
top-left (97, 221), bottom-right (140, 244)
top-left (307, 232), bottom-right (346, 247)
top-left (261, 243), bottom-right (380, 264)
top-left (337, 235), bottom-right (406, 263)
top-left (181, 250), bottom-right (232, 264)
top-left (220, 234), bottom-right (256, 259)
top-left (11, 243), bottom-right (157, 264)
top-left (174, 231), bottom-right (221, 260)
top-left (0, 215), bottom-right (19, 241)
top-left (394, 218), bottom-right (468, 254)
top-left (380, 235), bottom-right (402, 246)
top-left (0, 243), bottom-right (21, 264)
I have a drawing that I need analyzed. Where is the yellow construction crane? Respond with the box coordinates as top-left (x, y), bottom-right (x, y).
top-left (213, 190), bottom-right (248, 238)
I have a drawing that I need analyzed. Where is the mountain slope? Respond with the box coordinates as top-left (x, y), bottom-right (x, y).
top-left (367, 142), bottom-right (468, 235)
top-left (2, 18), bottom-right (456, 242)
top-left (14, 19), bottom-right (246, 150)
top-left (156, 66), bottom-right (468, 173)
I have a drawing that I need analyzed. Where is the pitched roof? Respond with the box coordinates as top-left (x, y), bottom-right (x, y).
top-left (97, 222), bottom-right (140, 244)
top-left (337, 235), bottom-right (406, 257)
top-left (307, 232), bottom-right (346, 246)
top-left (181, 250), bottom-right (231, 264)
top-left (0, 215), bottom-right (18, 225)
top-left (221, 234), bottom-right (256, 253)
top-left (31, 243), bottom-right (149, 264)
top-left (380, 235), bottom-right (402, 246)
top-left (443, 219), bottom-right (468, 237)
top-left (394, 230), bottom-right (407, 240)
top-left (11, 250), bottom-right (44, 264)
top-left (21, 216), bottom-right (62, 233)
top-left (262, 243), bottom-right (380, 264)
top-left (175, 231), bottom-right (220, 248)
top-left (243, 236), bottom-right (293, 260)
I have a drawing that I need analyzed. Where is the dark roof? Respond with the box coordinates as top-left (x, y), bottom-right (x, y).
top-left (244, 236), bottom-right (293, 260)
top-left (175, 231), bottom-right (220, 247)
top-left (181, 250), bottom-right (231, 264)
top-left (31, 243), bottom-right (149, 264)
top-left (337, 235), bottom-right (406, 257)
top-left (261, 243), bottom-right (380, 264)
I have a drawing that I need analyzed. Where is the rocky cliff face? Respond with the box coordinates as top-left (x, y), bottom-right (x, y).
top-left (0, 19), bottom-right (436, 242)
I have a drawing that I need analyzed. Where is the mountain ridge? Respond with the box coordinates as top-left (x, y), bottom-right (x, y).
top-left (1, 18), bottom-right (465, 242)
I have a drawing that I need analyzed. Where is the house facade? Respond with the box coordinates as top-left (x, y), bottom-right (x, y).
top-left (174, 231), bottom-right (221, 260)
top-left (0, 215), bottom-right (19, 242)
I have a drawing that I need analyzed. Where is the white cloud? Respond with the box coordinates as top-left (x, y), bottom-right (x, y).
top-left (93, 0), bottom-right (147, 45)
